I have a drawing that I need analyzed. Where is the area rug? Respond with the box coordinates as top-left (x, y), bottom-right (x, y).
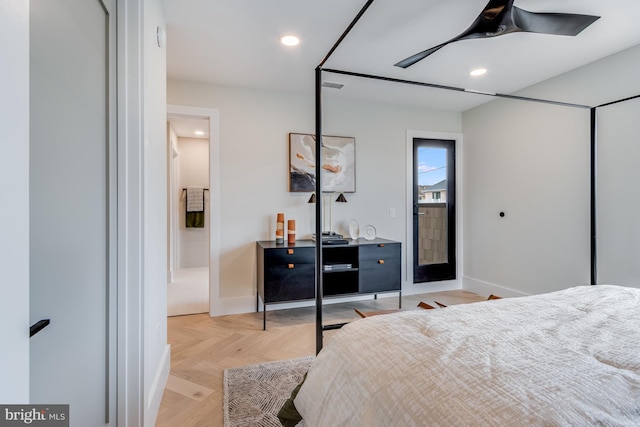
top-left (223, 356), bottom-right (314, 427)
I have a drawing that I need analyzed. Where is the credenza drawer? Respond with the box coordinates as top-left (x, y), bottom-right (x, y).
top-left (263, 263), bottom-right (315, 303)
top-left (264, 246), bottom-right (314, 265)
top-left (359, 257), bottom-right (401, 293)
top-left (358, 243), bottom-right (400, 261)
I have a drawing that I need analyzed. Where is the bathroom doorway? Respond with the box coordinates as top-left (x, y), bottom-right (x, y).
top-left (166, 106), bottom-right (220, 316)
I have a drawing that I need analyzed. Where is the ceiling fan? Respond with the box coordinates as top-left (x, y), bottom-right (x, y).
top-left (394, 0), bottom-right (600, 68)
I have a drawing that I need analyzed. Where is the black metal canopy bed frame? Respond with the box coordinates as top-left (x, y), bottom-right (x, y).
top-left (311, 0), bottom-right (640, 354)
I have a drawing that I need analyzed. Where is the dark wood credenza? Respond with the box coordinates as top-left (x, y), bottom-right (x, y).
top-left (256, 238), bottom-right (401, 329)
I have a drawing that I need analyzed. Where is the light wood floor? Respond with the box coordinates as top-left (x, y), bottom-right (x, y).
top-left (155, 290), bottom-right (485, 427)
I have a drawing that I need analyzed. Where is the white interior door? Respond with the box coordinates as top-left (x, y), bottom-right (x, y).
top-left (29, 0), bottom-right (116, 425)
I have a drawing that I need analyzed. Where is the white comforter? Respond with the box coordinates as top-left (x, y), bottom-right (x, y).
top-left (295, 285), bottom-right (640, 426)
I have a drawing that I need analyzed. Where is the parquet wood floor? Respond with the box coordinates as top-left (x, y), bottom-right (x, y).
top-left (155, 290), bottom-right (485, 427)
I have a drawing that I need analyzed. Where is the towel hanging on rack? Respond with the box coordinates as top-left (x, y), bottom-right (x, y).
top-left (186, 187), bottom-right (204, 212)
top-left (185, 187), bottom-right (205, 228)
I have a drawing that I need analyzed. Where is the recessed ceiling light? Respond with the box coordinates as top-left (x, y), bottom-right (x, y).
top-left (194, 130), bottom-right (205, 136)
top-left (470, 68), bottom-right (487, 77)
top-left (280, 35), bottom-right (300, 46)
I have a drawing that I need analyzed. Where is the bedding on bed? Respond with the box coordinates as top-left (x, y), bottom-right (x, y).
top-left (294, 285), bottom-right (640, 426)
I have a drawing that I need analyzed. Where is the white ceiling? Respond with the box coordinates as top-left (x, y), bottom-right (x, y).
top-left (164, 0), bottom-right (640, 114)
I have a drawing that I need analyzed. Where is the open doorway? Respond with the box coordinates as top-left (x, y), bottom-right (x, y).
top-left (166, 113), bottom-right (211, 316)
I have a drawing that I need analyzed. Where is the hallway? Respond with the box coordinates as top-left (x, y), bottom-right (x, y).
top-left (168, 267), bottom-right (209, 316)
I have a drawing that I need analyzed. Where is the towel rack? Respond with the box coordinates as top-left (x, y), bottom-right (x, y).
top-left (181, 188), bottom-right (209, 199)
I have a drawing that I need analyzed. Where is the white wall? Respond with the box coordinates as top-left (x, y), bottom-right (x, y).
top-left (0, 0), bottom-right (30, 403)
top-left (514, 45), bottom-right (640, 109)
top-left (167, 80), bottom-right (462, 308)
top-left (143, 0), bottom-right (170, 425)
top-left (177, 137), bottom-right (209, 268)
top-left (463, 100), bottom-right (590, 296)
top-left (462, 44), bottom-right (640, 297)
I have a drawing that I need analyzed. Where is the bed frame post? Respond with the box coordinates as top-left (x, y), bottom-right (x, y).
top-left (315, 66), bottom-right (324, 354)
top-left (590, 107), bottom-right (597, 286)
top-left (590, 94), bottom-right (640, 286)
top-left (314, 0), bottom-right (377, 354)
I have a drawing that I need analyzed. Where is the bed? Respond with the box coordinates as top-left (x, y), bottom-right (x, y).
top-left (310, 0), bottom-right (640, 357)
top-left (292, 285), bottom-right (640, 426)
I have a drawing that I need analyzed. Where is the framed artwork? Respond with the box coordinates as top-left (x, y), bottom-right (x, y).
top-left (289, 133), bottom-right (356, 192)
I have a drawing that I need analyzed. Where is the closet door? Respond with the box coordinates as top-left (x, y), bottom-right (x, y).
top-left (30, 0), bottom-right (116, 425)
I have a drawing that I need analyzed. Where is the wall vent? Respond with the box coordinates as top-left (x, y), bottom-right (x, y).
top-left (321, 81), bottom-right (344, 90)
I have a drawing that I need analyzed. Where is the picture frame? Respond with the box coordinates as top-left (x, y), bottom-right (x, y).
top-left (289, 133), bottom-right (356, 192)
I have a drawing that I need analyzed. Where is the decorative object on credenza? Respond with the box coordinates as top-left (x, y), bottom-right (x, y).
top-left (287, 220), bottom-right (296, 244)
top-left (289, 133), bottom-right (355, 192)
top-left (323, 238), bottom-right (349, 245)
top-left (348, 219), bottom-right (360, 240)
top-left (363, 224), bottom-right (377, 241)
top-left (332, 192), bottom-right (348, 235)
top-left (312, 232), bottom-right (343, 241)
top-left (276, 213), bottom-right (285, 244)
top-left (312, 233), bottom-right (349, 245)
top-left (308, 192), bottom-right (348, 235)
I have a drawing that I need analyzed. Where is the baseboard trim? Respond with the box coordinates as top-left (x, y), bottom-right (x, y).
top-left (211, 295), bottom-right (256, 316)
top-left (462, 276), bottom-right (529, 298)
top-left (402, 279), bottom-right (461, 296)
top-left (145, 344), bottom-right (171, 427)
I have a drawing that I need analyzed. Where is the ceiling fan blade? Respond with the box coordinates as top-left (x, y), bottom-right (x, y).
top-left (512, 7), bottom-right (600, 36)
top-left (394, 0), bottom-right (599, 69)
top-left (394, 0), bottom-right (513, 68)
top-left (394, 42), bottom-right (451, 68)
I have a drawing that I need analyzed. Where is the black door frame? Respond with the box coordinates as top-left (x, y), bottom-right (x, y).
top-left (413, 138), bottom-right (456, 283)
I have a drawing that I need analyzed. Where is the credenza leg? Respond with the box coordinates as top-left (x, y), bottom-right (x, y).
top-left (263, 305), bottom-right (266, 331)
